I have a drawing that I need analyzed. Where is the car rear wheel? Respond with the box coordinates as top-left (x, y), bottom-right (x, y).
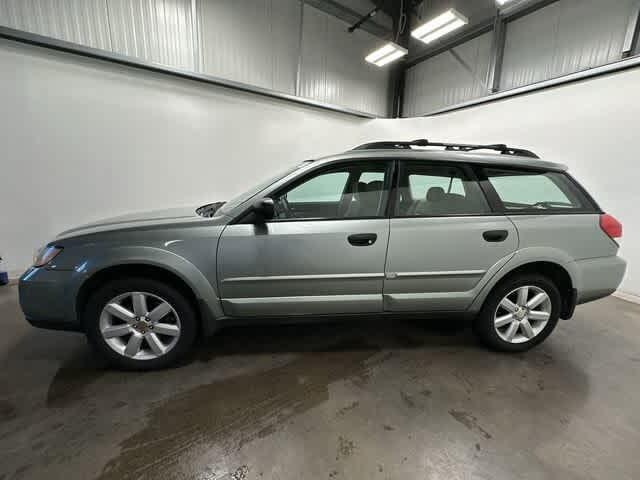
top-left (84, 277), bottom-right (197, 370)
top-left (474, 274), bottom-right (561, 352)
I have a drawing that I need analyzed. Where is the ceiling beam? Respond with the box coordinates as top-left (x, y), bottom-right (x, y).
top-left (304, 0), bottom-right (392, 39)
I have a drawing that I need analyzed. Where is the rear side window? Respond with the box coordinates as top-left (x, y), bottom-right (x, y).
top-left (483, 168), bottom-right (595, 212)
top-left (396, 162), bottom-right (490, 216)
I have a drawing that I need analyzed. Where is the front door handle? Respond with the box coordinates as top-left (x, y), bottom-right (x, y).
top-left (483, 230), bottom-right (509, 242)
top-left (348, 233), bottom-right (377, 246)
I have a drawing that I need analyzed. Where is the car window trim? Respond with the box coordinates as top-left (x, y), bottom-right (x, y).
top-left (231, 158), bottom-right (395, 224)
top-left (391, 160), bottom-right (492, 218)
top-left (476, 164), bottom-right (601, 215)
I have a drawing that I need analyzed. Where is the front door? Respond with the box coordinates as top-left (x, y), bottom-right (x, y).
top-left (383, 160), bottom-right (518, 312)
top-left (218, 160), bottom-right (393, 317)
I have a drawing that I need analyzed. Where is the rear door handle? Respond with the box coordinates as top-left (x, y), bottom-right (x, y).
top-left (483, 230), bottom-right (509, 242)
top-left (348, 233), bottom-right (377, 246)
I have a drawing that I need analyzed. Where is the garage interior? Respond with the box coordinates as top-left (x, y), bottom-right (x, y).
top-left (1, 0), bottom-right (640, 479)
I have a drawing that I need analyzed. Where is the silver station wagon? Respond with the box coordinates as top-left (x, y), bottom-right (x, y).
top-left (20, 140), bottom-right (626, 369)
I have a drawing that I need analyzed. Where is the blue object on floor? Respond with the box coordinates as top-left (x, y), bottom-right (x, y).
top-left (0, 257), bottom-right (8, 286)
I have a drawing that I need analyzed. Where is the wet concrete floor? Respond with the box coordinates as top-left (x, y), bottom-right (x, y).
top-left (1, 283), bottom-right (639, 479)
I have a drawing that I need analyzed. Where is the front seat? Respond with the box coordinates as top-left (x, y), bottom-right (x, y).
top-left (344, 181), bottom-right (383, 217)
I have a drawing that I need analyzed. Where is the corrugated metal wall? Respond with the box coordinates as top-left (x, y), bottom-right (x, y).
top-left (0, 0), bottom-right (390, 116)
top-left (0, 0), bottom-right (112, 50)
top-left (299, 4), bottom-right (389, 116)
top-left (402, 32), bottom-right (492, 117)
top-left (402, 0), bottom-right (640, 116)
top-left (198, 0), bottom-right (300, 95)
top-left (108, 0), bottom-right (196, 71)
top-left (501, 0), bottom-right (637, 90)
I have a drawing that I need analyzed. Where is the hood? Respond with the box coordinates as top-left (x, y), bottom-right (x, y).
top-left (56, 206), bottom-right (204, 240)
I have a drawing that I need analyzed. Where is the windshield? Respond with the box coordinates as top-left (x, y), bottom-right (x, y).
top-left (214, 163), bottom-right (308, 216)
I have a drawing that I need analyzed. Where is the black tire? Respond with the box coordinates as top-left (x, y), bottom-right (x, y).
top-left (473, 274), bottom-right (561, 353)
top-left (84, 277), bottom-right (198, 370)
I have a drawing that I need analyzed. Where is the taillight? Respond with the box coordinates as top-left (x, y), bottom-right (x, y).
top-left (599, 214), bottom-right (622, 239)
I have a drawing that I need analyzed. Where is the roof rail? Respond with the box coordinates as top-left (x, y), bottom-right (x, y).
top-left (352, 139), bottom-right (539, 159)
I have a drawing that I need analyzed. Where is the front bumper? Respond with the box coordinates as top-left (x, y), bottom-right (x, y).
top-left (19, 267), bottom-right (82, 332)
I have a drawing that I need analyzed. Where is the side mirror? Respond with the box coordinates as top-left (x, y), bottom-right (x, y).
top-left (252, 197), bottom-right (275, 221)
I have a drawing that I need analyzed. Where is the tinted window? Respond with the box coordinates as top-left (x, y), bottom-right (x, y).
top-left (484, 168), bottom-right (591, 211)
top-left (409, 174), bottom-right (464, 198)
top-left (287, 172), bottom-right (349, 203)
top-left (396, 163), bottom-right (489, 216)
top-left (272, 162), bottom-right (392, 220)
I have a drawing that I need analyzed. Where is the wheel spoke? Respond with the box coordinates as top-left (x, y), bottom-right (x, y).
top-left (528, 310), bottom-right (550, 321)
top-left (527, 292), bottom-right (548, 309)
top-left (500, 298), bottom-right (518, 313)
top-left (495, 313), bottom-right (515, 328)
top-left (105, 303), bottom-right (135, 322)
top-left (124, 333), bottom-right (143, 357)
top-left (102, 324), bottom-right (132, 338)
top-left (146, 333), bottom-right (166, 355)
top-left (517, 287), bottom-right (528, 306)
top-left (132, 293), bottom-right (148, 316)
top-left (520, 318), bottom-right (535, 339)
top-left (505, 321), bottom-right (519, 341)
top-left (148, 302), bottom-right (172, 323)
top-left (154, 323), bottom-right (180, 336)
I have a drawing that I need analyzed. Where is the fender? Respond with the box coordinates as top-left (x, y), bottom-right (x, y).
top-left (56, 245), bottom-right (224, 332)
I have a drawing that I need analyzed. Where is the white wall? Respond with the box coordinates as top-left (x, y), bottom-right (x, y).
top-left (0, 39), bottom-right (389, 274)
top-left (383, 67), bottom-right (640, 295)
top-left (2, 38), bottom-right (639, 297)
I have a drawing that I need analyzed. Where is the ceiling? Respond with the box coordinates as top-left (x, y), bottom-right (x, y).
top-left (318, 0), bottom-right (515, 60)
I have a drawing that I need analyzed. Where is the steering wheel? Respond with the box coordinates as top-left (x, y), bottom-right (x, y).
top-left (274, 195), bottom-right (295, 218)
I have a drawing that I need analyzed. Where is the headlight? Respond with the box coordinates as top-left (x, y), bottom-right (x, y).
top-left (33, 246), bottom-right (63, 267)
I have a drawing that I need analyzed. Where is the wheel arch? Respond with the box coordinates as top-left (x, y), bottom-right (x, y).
top-left (74, 257), bottom-right (222, 336)
top-left (472, 258), bottom-right (576, 319)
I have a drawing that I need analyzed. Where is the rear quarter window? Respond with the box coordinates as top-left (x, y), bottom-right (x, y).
top-left (483, 168), bottom-right (596, 213)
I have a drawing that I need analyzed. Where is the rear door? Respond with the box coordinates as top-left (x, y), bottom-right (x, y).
top-left (217, 160), bottom-right (394, 317)
top-left (383, 160), bottom-right (518, 312)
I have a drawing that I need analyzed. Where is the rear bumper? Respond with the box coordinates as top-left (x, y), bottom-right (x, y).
top-left (19, 267), bottom-right (82, 332)
top-left (574, 256), bottom-right (626, 305)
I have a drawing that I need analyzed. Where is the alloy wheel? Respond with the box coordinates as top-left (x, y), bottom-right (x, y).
top-left (494, 285), bottom-right (551, 344)
top-left (99, 291), bottom-right (181, 360)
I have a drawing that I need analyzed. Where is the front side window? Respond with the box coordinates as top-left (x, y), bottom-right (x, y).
top-left (396, 162), bottom-right (489, 216)
top-left (484, 168), bottom-right (592, 211)
top-left (286, 172), bottom-right (349, 203)
top-left (271, 162), bottom-right (392, 220)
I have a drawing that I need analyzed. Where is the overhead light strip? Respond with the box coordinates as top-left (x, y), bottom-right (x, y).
top-left (411, 8), bottom-right (469, 45)
top-left (365, 42), bottom-right (408, 67)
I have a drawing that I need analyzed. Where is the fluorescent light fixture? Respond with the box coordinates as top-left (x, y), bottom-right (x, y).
top-left (495, 0), bottom-right (516, 4)
top-left (411, 8), bottom-right (468, 45)
top-left (365, 42), bottom-right (408, 67)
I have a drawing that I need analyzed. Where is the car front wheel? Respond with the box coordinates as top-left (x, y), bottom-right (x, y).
top-left (474, 274), bottom-right (561, 352)
top-left (84, 277), bottom-right (197, 370)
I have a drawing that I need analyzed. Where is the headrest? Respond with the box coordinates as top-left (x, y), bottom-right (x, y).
top-left (356, 181), bottom-right (368, 193)
top-left (426, 186), bottom-right (445, 202)
top-left (367, 180), bottom-right (383, 191)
